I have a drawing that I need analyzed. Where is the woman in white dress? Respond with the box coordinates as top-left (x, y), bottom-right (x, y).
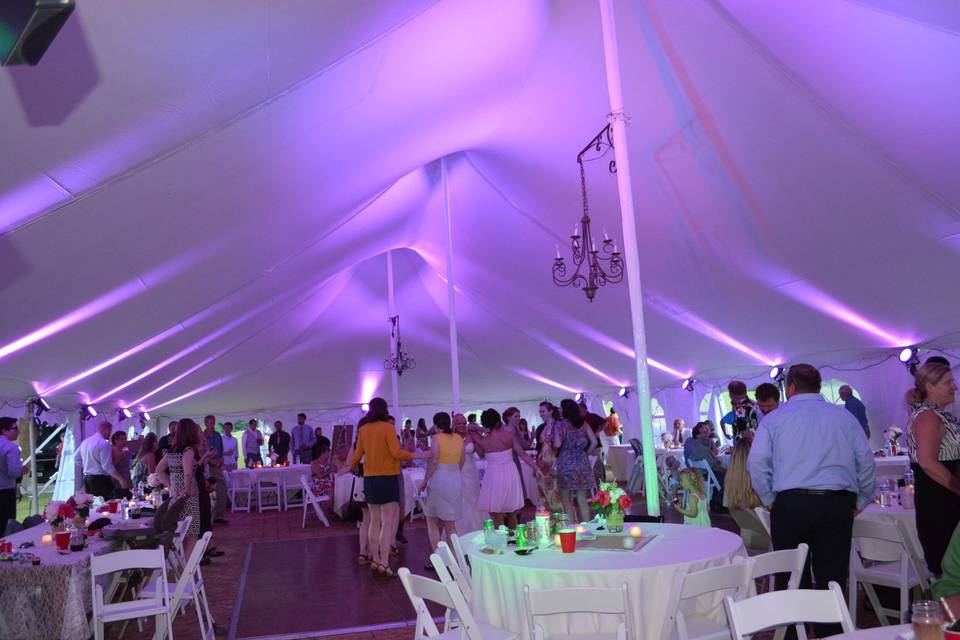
top-left (422, 412), bottom-right (464, 570)
top-left (453, 413), bottom-right (487, 533)
top-left (474, 408), bottom-right (540, 529)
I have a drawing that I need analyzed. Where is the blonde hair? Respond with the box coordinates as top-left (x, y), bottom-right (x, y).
top-left (725, 439), bottom-right (761, 509)
top-left (679, 468), bottom-right (706, 498)
top-left (906, 362), bottom-right (952, 406)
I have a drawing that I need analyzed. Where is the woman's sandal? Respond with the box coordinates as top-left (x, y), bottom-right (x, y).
top-left (380, 565), bottom-right (396, 578)
top-left (358, 554), bottom-right (371, 566)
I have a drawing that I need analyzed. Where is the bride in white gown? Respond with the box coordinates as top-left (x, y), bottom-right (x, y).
top-left (454, 414), bottom-right (488, 534)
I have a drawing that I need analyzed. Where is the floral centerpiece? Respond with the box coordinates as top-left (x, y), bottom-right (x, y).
top-left (589, 482), bottom-right (633, 533)
top-left (68, 492), bottom-right (94, 522)
top-left (44, 500), bottom-right (76, 531)
top-left (884, 426), bottom-right (903, 455)
top-left (146, 473), bottom-right (164, 493)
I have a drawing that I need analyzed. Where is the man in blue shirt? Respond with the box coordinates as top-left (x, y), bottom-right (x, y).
top-left (0, 417), bottom-right (26, 535)
top-left (748, 364), bottom-right (875, 638)
top-left (203, 415), bottom-right (229, 525)
top-left (838, 385), bottom-right (870, 440)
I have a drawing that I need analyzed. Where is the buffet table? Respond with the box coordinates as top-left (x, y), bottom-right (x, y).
top-left (465, 522), bottom-right (746, 640)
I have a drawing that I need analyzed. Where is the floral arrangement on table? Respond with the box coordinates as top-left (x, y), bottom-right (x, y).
top-left (67, 492), bottom-right (94, 519)
top-left (44, 500), bottom-right (77, 531)
top-left (660, 433), bottom-right (673, 448)
top-left (146, 473), bottom-right (165, 493)
top-left (884, 426), bottom-right (904, 455)
top-left (589, 482), bottom-right (633, 533)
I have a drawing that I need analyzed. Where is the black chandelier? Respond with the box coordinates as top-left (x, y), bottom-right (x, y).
top-left (384, 315), bottom-right (415, 376)
top-left (552, 123), bottom-right (624, 302)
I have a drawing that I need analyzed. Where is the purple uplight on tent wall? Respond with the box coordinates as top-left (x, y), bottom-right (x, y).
top-left (511, 367), bottom-right (581, 394)
top-left (775, 280), bottom-right (912, 347)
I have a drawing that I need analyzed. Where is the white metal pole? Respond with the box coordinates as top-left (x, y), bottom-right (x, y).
top-left (441, 158), bottom-right (462, 414)
top-left (598, 0), bottom-right (659, 516)
top-left (26, 408), bottom-right (38, 515)
top-left (386, 251), bottom-right (401, 426)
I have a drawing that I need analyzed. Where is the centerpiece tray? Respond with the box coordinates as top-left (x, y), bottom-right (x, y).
top-left (575, 533), bottom-right (657, 552)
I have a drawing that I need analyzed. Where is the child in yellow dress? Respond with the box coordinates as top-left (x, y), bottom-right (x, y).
top-left (673, 468), bottom-right (712, 527)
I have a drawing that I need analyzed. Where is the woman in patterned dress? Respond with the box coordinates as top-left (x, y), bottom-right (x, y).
top-left (554, 398), bottom-right (598, 524)
top-left (907, 362), bottom-right (960, 574)
top-left (155, 418), bottom-right (202, 559)
top-left (535, 401), bottom-right (563, 512)
top-left (310, 441), bottom-right (334, 498)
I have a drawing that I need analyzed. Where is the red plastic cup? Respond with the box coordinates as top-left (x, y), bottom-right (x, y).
top-left (559, 528), bottom-right (576, 554)
top-left (107, 501), bottom-right (119, 514)
top-left (54, 531), bottom-right (70, 551)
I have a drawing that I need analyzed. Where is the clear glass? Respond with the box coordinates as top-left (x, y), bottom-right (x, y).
top-left (912, 601), bottom-right (945, 640)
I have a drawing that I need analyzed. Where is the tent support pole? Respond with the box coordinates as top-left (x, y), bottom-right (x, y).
top-left (386, 251), bottom-right (401, 424)
top-left (441, 158), bottom-right (462, 415)
top-left (598, 0), bottom-right (659, 516)
top-left (26, 409), bottom-right (39, 515)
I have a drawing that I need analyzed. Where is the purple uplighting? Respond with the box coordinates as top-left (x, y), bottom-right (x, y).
top-left (145, 375), bottom-right (236, 412)
top-left (775, 280), bottom-right (911, 347)
top-left (359, 370), bottom-right (383, 403)
top-left (512, 367), bottom-right (581, 394)
top-left (534, 336), bottom-right (627, 387)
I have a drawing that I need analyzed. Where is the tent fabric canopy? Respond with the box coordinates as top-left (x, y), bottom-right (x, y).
top-left (1, 0), bottom-right (958, 440)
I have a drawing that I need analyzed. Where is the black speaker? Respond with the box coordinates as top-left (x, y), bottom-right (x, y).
top-left (0, 0), bottom-right (75, 66)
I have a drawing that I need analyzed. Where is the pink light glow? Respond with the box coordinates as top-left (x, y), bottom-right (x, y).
top-left (534, 336), bottom-right (627, 387)
top-left (511, 367), bottom-right (581, 394)
top-left (0, 252), bottom-right (200, 363)
top-left (41, 325), bottom-right (184, 395)
top-left (558, 319), bottom-right (691, 378)
top-left (671, 312), bottom-right (778, 366)
top-left (145, 375), bottom-right (235, 412)
top-left (775, 280), bottom-right (911, 347)
top-left (359, 370), bottom-right (383, 403)
top-left (0, 279), bottom-right (144, 362)
top-left (128, 346), bottom-right (232, 406)
top-left (646, 358), bottom-right (691, 379)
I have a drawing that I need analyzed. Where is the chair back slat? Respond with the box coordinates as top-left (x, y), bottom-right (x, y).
top-left (449, 532), bottom-right (472, 578)
top-left (437, 542), bottom-right (473, 601)
top-left (680, 558), bottom-right (752, 599)
top-left (525, 583), bottom-right (633, 640)
top-left (725, 582), bottom-right (854, 638)
top-left (751, 544), bottom-right (808, 589)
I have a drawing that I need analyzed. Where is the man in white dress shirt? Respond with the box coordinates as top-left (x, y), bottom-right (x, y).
top-left (77, 420), bottom-right (128, 498)
top-left (291, 413), bottom-right (316, 464)
top-left (242, 419), bottom-right (264, 467)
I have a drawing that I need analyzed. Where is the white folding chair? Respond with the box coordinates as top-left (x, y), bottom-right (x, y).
top-left (283, 471), bottom-right (305, 510)
top-left (168, 515), bottom-right (193, 579)
top-left (449, 532), bottom-right (472, 580)
top-left (660, 557), bottom-right (754, 640)
top-left (728, 508), bottom-right (771, 553)
top-left (687, 459), bottom-right (721, 504)
top-left (849, 518), bottom-right (927, 626)
top-left (750, 543), bottom-right (808, 593)
top-left (753, 507), bottom-right (771, 537)
top-left (724, 581), bottom-right (854, 640)
top-left (437, 541), bottom-right (472, 602)
top-left (257, 469), bottom-right (282, 512)
top-left (524, 582), bottom-right (635, 640)
top-left (229, 470), bottom-right (252, 513)
top-left (90, 549), bottom-right (174, 640)
top-left (300, 475), bottom-right (331, 528)
top-left (136, 531), bottom-right (215, 640)
top-left (399, 560), bottom-right (517, 640)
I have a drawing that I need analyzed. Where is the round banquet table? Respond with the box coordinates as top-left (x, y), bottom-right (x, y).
top-left (828, 624), bottom-right (912, 639)
top-left (465, 522), bottom-right (746, 640)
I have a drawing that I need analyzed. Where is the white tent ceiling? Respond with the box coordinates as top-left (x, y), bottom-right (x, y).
top-left (1, 0), bottom-right (959, 419)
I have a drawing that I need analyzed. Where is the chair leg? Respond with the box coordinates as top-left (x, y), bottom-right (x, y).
top-left (848, 576), bottom-right (858, 628)
top-left (863, 583), bottom-right (888, 626)
top-left (900, 584), bottom-right (909, 624)
top-left (94, 621), bottom-right (105, 640)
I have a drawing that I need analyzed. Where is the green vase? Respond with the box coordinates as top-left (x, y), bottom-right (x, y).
top-left (606, 510), bottom-right (624, 533)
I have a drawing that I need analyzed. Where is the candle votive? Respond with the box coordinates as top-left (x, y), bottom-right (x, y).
top-left (41, 533), bottom-right (53, 545)
top-left (575, 525), bottom-right (587, 535)
top-left (554, 534), bottom-right (561, 547)
top-left (629, 526), bottom-right (643, 538)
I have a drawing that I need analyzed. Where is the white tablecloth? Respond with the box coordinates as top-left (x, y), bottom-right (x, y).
top-left (858, 502), bottom-right (919, 562)
top-left (607, 444), bottom-right (635, 482)
top-left (333, 468), bottom-right (425, 518)
top-left (466, 522), bottom-right (746, 640)
top-left (875, 456), bottom-right (910, 477)
top-left (0, 521), bottom-right (118, 640)
top-left (231, 463), bottom-right (312, 488)
top-left (829, 624), bottom-right (911, 639)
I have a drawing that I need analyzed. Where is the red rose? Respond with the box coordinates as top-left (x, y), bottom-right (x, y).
top-left (618, 495), bottom-right (632, 510)
top-left (599, 492), bottom-right (611, 507)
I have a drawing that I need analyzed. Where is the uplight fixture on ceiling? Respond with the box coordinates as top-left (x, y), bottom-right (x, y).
top-left (618, 386), bottom-right (629, 398)
top-left (681, 378), bottom-right (696, 392)
top-left (361, 402), bottom-right (370, 412)
top-left (139, 412), bottom-right (151, 423)
top-left (33, 396), bottom-right (51, 417)
top-left (769, 366), bottom-right (786, 383)
top-left (118, 407), bottom-right (132, 421)
top-left (81, 405), bottom-right (97, 419)
top-left (899, 346), bottom-right (920, 374)
top-left (574, 392), bottom-right (584, 403)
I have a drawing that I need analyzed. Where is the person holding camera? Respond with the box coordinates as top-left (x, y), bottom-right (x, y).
top-left (721, 380), bottom-right (758, 443)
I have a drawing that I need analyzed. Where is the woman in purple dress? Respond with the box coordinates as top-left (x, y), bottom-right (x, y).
top-left (554, 398), bottom-right (598, 524)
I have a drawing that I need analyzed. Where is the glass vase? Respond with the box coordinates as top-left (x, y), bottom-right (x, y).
top-left (606, 510), bottom-right (624, 533)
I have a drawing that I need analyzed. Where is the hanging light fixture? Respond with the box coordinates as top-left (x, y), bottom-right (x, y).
top-left (81, 404), bottom-right (97, 419)
top-left (769, 365), bottom-right (786, 383)
top-left (384, 315), bottom-right (415, 376)
top-left (681, 378), bottom-right (696, 392)
top-left (899, 346), bottom-right (920, 374)
top-left (32, 396), bottom-right (51, 417)
top-left (618, 386), bottom-right (629, 398)
top-left (552, 123), bottom-right (624, 302)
